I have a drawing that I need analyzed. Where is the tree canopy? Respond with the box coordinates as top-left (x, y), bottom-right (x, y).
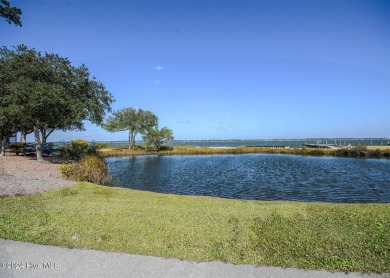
top-left (142, 127), bottom-right (174, 150)
top-left (103, 107), bottom-right (158, 149)
top-left (0, 0), bottom-right (22, 26)
top-left (0, 45), bottom-right (114, 159)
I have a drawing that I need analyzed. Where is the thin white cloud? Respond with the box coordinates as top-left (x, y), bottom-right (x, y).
top-left (154, 65), bottom-right (164, 71)
top-left (177, 120), bottom-right (191, 124)
top-left (153, 80), bottom-right (161, 85)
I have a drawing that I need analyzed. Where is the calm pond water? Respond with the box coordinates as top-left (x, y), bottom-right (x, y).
top-left (106, 154), bottom-right (390, 203)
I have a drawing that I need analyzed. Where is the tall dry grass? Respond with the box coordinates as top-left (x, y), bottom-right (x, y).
top-left (98, 145), bottom-right (390, 158)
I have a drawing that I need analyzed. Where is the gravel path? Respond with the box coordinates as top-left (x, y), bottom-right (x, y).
top-left (1, 239), bottom-right (388, 278)
top-left (0, 156), bottom-right (76, 197)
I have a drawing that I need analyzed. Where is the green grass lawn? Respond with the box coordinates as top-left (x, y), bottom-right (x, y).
top-left (1, 182), bottom-right (389, 273)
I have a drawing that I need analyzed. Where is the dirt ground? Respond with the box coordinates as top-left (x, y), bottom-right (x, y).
top-left (0, 155), bottom-right (76, 197)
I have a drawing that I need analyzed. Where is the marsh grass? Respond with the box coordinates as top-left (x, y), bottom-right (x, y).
top-left (0, 182), bottom-right (389, 273)
top-left (98, 145), bottom-right (390, 158)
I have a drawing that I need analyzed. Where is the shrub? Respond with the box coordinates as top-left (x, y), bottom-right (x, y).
top-left (133, 144), bottom-right (146, 150)
top-left (159, 145), bottom-right (173, 151)
top-left (354, 144), bottom-right (367, 152)
top-left (368, 148), bottom-right (383, 158)
top-left (59, 155), bottom-right (110, 185)
top-left (60, 139), bottom-right (98, 160)
top-left (351, 144), bottom-right (367, 157)
top-left (9, 143), bottom-right (26, 149)
top-left (94, 143), bottom-right (111, 150)
top-left (59, 164), bottom-right (75, 179)
top-left (334, 148), bottom-right (349, 157)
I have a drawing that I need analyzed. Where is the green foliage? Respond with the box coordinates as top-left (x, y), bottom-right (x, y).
top-left (60, 139), bottom-right (98, 160)
top-left (58, 141), bottom-right (108, 183)
top-left (8, 142), bottom-right (26, 149)
top-left (58, 164), bottom-right (75, 178)
top-left (59, 155), bottom-right (109, 185)
top-left (6, 142), bottom-right (25, 154)
top-left (353, 144), bottom-right (368, 157)
top-left (102, 107), bottom-right (174, 151)
top-left (103, 107), bottom-right (158, 149)
top-left (142, 127), bottom-right (174, 150)
top-left (0, 45), bottom-right (114, 159)
top-left (94, 143), bottom-right (111, 150)
top-left (133, 144), bottom-right (146, 150)
top-left (0, 0), bottom-right (22, 26)
top-left (159, 145), bottom-right (173, 151)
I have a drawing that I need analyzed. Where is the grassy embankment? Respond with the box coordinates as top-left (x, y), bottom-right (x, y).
top-left (99, 145), bottom-right (390, 158)
top-left (1, 182), bottom-right (389, 273)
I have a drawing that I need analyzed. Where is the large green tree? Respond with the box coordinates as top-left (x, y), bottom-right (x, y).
top-left (0, 46), bottom-right (23, 155)
top-left (103, 107), bottom-right (158, 149)
top-left (0, 45), bottom-right (114, 160)
top-left (0, 0), bottom-right (21, 26)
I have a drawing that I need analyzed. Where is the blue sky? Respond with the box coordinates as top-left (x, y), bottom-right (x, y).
top-left (1, 0), bottom-right (389, 141)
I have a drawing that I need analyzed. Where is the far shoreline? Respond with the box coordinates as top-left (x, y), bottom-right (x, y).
top-left (97, 145), bottom-right (390, 159)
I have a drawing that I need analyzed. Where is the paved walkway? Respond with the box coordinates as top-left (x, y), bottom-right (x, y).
top-left (0, 239), bottom-right (388, 278)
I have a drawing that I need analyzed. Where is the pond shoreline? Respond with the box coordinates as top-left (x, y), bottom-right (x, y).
top-left (99, 145), bottom-right (390, 159)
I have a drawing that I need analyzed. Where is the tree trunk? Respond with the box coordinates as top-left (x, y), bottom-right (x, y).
top-left (129, 130), bottom-right (137, 150)
top-left (20, 131), bottom-right (26, 144)
top-left (0, 136), bottom-right (6, 156)
top-left (34, 126), bottom-right (43, 161)
top-left (131, 133), bottom-right (136, 150)
top-left (40, 128), bottom-right (47, 144)
top-left (20, 129), bottom-right (33, 144)
top-left (40, 127), bottom-right (55, 144)
top-left (45, 128), bottom-right (55, 143)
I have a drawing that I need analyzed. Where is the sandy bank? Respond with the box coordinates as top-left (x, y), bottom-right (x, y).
top-left (0, 156), bottom-right (76, 197)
